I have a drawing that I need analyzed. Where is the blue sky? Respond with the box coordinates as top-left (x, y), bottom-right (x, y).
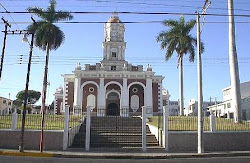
top-left (0, 0), bottom-right (249, 107)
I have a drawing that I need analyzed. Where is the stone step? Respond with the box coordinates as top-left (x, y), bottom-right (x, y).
top-left (70, 116), bottom-right (159, 148)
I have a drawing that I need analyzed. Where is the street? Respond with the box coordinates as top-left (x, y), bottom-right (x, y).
top-left (0, 156), bottom-right (250, 163)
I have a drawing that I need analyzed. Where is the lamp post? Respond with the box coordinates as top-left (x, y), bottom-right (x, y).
top-left (19, 31), bottom-right (35, 152)
top-left (197, 0), bottom-right (211, 154)
top-left (19, 17), bottom-right (36, 152)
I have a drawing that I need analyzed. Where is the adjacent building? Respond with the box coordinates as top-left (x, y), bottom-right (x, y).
top-left (162, 89), bottom-right (179, 116)
top-left (54, 14), bottom-right (164, 117)
top-left (0, 97), bottom-right (13, 115)
top-left (184, 99), bottom-right (216, 116)
top-left (208, 81), bottom-right (250, 120)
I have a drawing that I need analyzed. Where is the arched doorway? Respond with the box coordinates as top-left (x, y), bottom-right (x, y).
top-left (106, 91), bottom-right (120, 116)
top-left (107, 103), bottom-right (119, 116)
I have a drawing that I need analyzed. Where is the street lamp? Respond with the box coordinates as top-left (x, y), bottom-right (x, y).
top-left (19, 17), bottom-right (36, 152)
top-left (19, 31), bottom-right (35, 152)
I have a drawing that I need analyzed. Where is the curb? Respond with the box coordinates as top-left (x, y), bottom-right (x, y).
top-left (0, 151), bottom-right (54, 158)
top-left (52, 152), bottom-right (250, 159)
top-left (1, 150), bottom-right (250, 159)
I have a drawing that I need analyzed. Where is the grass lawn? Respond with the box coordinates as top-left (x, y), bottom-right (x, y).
top-left (148, 116), bottom-right (250, 131)
top-left (0, 114), bottom-right (84, 130)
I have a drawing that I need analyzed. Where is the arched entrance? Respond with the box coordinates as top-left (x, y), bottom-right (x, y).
top-left (106, 91), bottom-right (120, 116)
top-left (107, 103), bottom-right (119, 116)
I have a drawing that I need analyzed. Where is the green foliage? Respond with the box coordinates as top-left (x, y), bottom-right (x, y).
top-left (49, 101), bottom-right (54, 110)
top-left (26, 0), bottom-right (73, 51)
top-left (16, 90), bottom-right (41, 105)
top-left (156, 16), bottom-right (205, 64)
top-left (18, 105), bottom-right (32, 114)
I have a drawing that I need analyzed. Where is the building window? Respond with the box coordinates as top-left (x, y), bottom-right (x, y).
top-left (3, 100), bottom-right (6, 104)
top-left (89, 87), bottom-right (94, 92)
top-left (112, 52), bottom-right (116, 58)
top-left (132, 88), bottom-right (138, 93)
top-left (111, 66), bottom-right (116, 71)
top-left (227, 102), bottom-right (231, 108)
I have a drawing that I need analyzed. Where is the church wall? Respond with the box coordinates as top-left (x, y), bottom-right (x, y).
top-left (82, 84), bottom-right (98, 112)
top-left (81, 78), bottom-right (100, 86)
top-left (106, 83), bottom-right (121, 91)
top-left (56, 98), bottom-right (62, 114)
top-left (104, 79), bottom-right (122, 86)
top-left (66, 82), bottom-right (74, 113)
top-left (129, 84), bottom-right (144, 113)
top-left (128, 79), bottom-right (146, 86)
top-left (152, 83), bottom-right (159, 113)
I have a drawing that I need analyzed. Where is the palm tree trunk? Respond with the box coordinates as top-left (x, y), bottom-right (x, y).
top-left (228, 0), bottom-right (241, 123)
top-left (40, 43), bottom-right (50, 152)
top-left (179, 57), bottom-right (184, 116)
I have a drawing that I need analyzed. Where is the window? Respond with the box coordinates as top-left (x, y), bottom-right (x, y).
top-left (112, 52), bottom-right (116, 58)
top-left (111, 66), bottom-right (116, 71)
top-left (132, 88), bottom-right (138, 93)
top-left (227, 102), bottom-right (231, 108)
top-left (3, 100), bottom-right (6, 104)
top-left (89, 87), bottom-right (94, 92)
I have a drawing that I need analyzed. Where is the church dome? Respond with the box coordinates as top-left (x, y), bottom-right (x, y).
top-left (107, 15), bottom-right (122, 23)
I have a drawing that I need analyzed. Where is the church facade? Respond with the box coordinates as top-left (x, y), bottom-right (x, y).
top-left (54, 15), bottom-right (165, 117)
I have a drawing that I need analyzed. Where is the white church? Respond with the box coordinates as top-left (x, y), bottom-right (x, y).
top-left (54, 14), bottom-right (169, 117)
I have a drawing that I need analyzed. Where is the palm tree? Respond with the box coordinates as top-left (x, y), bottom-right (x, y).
top-left (26, 0), bottom-right (73, 152)
top-left (157, 16), bottom-right (204, 116)
top-left (228, 0), bottom-right (241, 123)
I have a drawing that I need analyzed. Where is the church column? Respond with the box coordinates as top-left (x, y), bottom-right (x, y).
top-left (144, 75), bottom-right (153, 116)
top-left (121, 76), bottom-right (129, 117)
top-left (158, 82), bottom-right (163, 113)
top-left (103, 44), bottom-right (107, 59)
top-left (107, 45), bottom-right (110, 60)
top-left (73, 76), bottom-right (81, 115)
top-left (97, 77), bottom-right (105, 117)
top-left (118, 46), bottom-right (121, 60)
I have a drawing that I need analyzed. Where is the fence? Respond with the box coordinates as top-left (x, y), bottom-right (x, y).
top-left (0, 113), bottom-right (85, 130)
top-left (148, 115), bottom-right (250, 131)
top-left (0, 115), bottom-right (12, 129)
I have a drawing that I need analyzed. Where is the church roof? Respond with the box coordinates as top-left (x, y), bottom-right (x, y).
top-left (107, 16), bottom-right (122, 23)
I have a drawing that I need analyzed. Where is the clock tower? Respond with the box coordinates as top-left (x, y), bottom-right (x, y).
top-left (101, 13), bottom-right (127, 71)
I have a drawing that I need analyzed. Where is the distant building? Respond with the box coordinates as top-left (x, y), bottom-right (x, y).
top-left (184, 99), bottom-right (216, 116)
top-left (0, 97), bottom-right (13, 115)
top-left (208, 81), bottom-right (250, 120)
top-left (162, 89), bottom-right (179, 116)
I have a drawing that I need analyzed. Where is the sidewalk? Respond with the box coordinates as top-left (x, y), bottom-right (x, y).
top-left (1, 148), bottom-right (250, 159)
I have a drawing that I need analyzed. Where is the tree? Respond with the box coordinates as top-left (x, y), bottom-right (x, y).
top-left (228, 0), bottom-right (241, 123)
top-left (26, 0), bottom-right (73, 152)
top-left (14, 90), bottom-right (41, 114)
top-left (16, 90), bottom-right (41, 104)
top-left (156, 16), bottom-right (204, 116)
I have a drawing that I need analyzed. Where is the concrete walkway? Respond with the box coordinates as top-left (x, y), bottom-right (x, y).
top-left (1, 148), bottom-right (250, 159)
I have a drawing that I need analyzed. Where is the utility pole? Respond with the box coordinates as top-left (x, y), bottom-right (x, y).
top-left (19, 17), bottom-right (36, 152)
top-left (197, 0), bottom-right (211, 154)
top-left (0, 17), bottom-right (11, 80)
top-left (215, 97), bottom-right (217, 117)
top-left (196, 12), bottom-right (204, 154)
top-left (228, 0), bottom-right (241, 123)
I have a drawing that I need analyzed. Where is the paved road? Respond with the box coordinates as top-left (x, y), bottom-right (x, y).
top-left (0, 156), bottom-right (250, 163)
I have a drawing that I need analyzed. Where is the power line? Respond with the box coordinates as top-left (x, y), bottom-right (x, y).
top-left (1, 11), bottom-right (250, 17)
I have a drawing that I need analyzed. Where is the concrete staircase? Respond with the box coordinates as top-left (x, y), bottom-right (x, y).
top-left (70, 116), bottom-right (159, 148)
